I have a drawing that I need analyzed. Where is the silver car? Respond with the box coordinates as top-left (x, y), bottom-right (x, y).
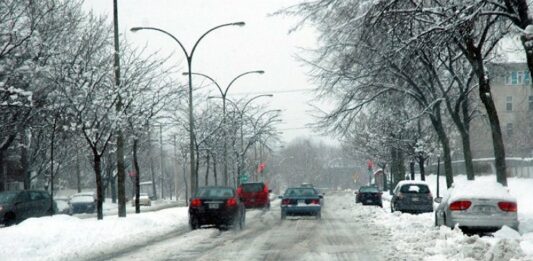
top-left (434, 182), bottom-right (519, 232)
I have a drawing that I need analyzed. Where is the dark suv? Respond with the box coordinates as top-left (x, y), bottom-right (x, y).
top-left (391, 181), bottom-right (433, 214)
top-left (0, 190), bottom-right (55, 226)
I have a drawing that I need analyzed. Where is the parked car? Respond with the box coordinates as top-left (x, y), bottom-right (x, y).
top-left (355, 185), bottom-right (382, 207)
top-left (68, 192), bottom-right (96, 214)
top-left (391, 181), bottom-right (433, 214)
top-left (54, 197), bottom-right (70, 214)
top-left (434, 180), bottom-right (519, 232)
top-left (279, 187), bottom-right (322, 219)
top-left (131, 193), bottom-right (151, 207)
top-left (0, 190), bottom-right (55, 226)
top-left (237, 182), bottom-right (271, 209)
top-left (189, 186), bottom-right (245, 230)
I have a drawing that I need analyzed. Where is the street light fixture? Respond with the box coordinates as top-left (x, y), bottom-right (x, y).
top-left (187, 70), bottom-right (264, 186)
top-left (130, 22), bottom-right (245, 196)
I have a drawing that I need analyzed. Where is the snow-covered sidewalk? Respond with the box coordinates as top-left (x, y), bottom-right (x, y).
top-left (0, 207), bottom-right (189, 261)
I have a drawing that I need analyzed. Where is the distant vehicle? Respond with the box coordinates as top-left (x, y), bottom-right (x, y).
top-left (188, 186), bottom-right (245, 230)
top-left (54, 197), bottom-right (70, 214)
top-left (237, 182), bottom-right (271, 209)
top-left (434, 180), bottom-right (519, 232)
top-left (131, 193), bottom-right (151, 207)
top-left (279, 187), bottom-right (322, 219)
top-left (0, 190), bottom-right (55, 226)
top-left (391, 181), bottom-right (433, 214)
top-left (355, 185), bottom-right (382, 207)
top-left (68, 192), bottom-right (96, 215)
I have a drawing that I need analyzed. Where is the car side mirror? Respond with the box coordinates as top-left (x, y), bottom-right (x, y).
top-left (318, 195), bottom-right (323, 199)
top-left (268, 189), bottom-right (272, 193)
top-left (434, 197), bottom-right (442, 203)
top-left (278, 195), bottom-right (283, 199)
top-left (353, 191), bottom-right (358, 195)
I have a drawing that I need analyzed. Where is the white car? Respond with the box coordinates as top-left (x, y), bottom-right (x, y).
top-left (131, 193), bottom-right (151, 206)
top-left (434, 179), bottom-right (519, 232)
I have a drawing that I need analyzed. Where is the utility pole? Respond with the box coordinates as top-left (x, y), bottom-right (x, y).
top-left (159, 124), bottom-right (164, 199)
top-left (113, 0), bottom-right (126, 218)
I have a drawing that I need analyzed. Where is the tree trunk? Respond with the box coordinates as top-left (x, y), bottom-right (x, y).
top-left (92, 151), bottom-right (104, 220)
top-left (409, 161), bottom-right (415, 180)
top-left (21, 130), bottom-right (30, 189)
top-left (418, 156), bottom-right (426, 181)
top-left (213, 157), bottom-right (218, 186)
top-left (205, 154), bottom-right (210, 186)
top-left (133, 138), bottom-right (140, 214)
top-left (429, 105), bottom-right (454, 188)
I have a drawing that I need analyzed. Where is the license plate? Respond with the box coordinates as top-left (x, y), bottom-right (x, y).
top-left (298, 200), bottom-right (305, 205)
top-left (479, 206), bottom-right (492, 213)
top-left (412, 197), bottom-right (419, 202)
top-left (208, 203), bottom-right (219, 209)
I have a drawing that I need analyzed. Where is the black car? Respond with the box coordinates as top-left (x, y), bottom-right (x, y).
top-left (355, 186), bottom-right (382, 207)
top-left (189, 186), bottom-right (245, 230)
top-left (0, 190), bottom-right (55, 226)
top-left (68, 192), bottom-right (96, 214)
top-left (391, 181), bottom-right (433, 214)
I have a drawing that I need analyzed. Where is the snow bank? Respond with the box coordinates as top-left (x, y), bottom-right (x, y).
top-left (0, 207), bottom-right (188, 261)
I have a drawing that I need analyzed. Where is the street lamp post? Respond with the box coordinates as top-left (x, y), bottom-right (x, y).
top-left (185, 70), bottom-right (264, 186)
top-left (130, 22), bottom-right (245, 196)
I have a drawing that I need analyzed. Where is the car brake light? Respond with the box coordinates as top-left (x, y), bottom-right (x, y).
top-left (237, 187), bottom-right (243, 195)
top-left (449, 200), bottom-right (472, 211)
top-left (226, 198), bottom-right (238, 207)
top-left (191, 198), bottom-right (202, 207)
top-left (281, 199), bottom-right (290, 205)
top-left (311, 199), bottom-right (320, 205)
top-left (263, 186), bottom-right (269, 194)
top-left (498, 202), bottom-right (517, 212)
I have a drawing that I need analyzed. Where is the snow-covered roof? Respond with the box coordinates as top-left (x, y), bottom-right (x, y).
top-left (449, 179), bottom-right (516, 202)
top-left (396, 180), bottom-right (429, 187)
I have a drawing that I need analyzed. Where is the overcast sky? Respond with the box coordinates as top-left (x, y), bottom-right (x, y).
top-left (85, 0), bottom-right (338, 147)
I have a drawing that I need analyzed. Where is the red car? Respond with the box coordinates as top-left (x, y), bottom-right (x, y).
top-left (237, 182), bottom-right (271, 209)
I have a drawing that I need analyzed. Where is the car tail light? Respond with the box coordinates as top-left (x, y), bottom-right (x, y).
top-left (281, 199), bottom-right (290, 205)
top-left (311, 199), bottom-right (320, 205)
top-left (226, 198), bottom-right (238, 207)
top-left (237, 187), bottom-right (243, 195)
top-left (263, 186), bottom-right (269, 194)
top-left (449, 200), bottom-right (472, 211)
top-left (398, 192), bottom-right (404, 199)
top-left (191, 198), bottom-right (202, 207)
top-left (498, 202), bottom-right (517, 212)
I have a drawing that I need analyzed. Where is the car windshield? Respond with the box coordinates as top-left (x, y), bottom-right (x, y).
top-left (400, 184), bottom-right (430, 194)
top-left (284, 188), bottom-right (317, 197)
top-left (241, 183), bottom-right (264, 193)
top-left (70, 195), bottom-right (94, 203)
top-left (359, 186), bottom-right (380, 193)
top-left (0, 192), bottom-right (17, 204)
top-left (196, 188), bottom-right (234, 198)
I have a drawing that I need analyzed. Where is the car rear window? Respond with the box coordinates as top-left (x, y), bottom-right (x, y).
top-left (196, 188), bottom-right (234, 198)
top-left (284, 188), bottom-right (317, 197)
top-left (359, 186), bottom-right (379, 193)
top-left (241, 183), bottom-right (265, 193)
top-left (400, 184), bottom-right (430, 194)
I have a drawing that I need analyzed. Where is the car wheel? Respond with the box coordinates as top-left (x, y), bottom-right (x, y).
top-left (4, 213), bottom-right (16, 226)
top-left (281, 210), bottom-right (286, 220)
top-left (390, 203), bottom-right (394, 213)
top-left (434, 212), bottom-right (439, 227)
top-left (189, 217), bottom-right (199, 230)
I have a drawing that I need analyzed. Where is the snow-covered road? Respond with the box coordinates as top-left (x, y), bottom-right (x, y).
top-left (101, 192), bottom-right (392, 261)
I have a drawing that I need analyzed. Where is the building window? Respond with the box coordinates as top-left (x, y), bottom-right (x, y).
top-left (505, 70), bottom-right (531, 85)
top-left (507, 123), bottom-right (513, 137)
top-left (530, 96), bottom-right (533, 111)
top-left (506, 96), bottom-right (513, 111)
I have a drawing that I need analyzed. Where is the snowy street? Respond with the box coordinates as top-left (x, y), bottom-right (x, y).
top-left (2, 184), bottom-right (531, 260)
top-left (100, 192), bottom-right (390, 261)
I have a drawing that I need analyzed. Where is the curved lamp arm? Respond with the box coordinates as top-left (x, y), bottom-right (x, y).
top-left (190, 22), bottom-right (245, 59)
top-left (130, 26), bottom-right (189, 59)
top-left (225, 70), bottom-right (265, 96)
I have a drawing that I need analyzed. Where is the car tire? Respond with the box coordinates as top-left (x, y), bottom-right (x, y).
top-left (4, 213), bottom-right (16, 226)
top-left (281, 210), bottom-right (286, 220)
top-left (189, 217), bottom-right (199, 230)
top-left (390, 203), bottom-right (394, 213)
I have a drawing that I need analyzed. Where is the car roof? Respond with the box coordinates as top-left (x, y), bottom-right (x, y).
top-left (396, 180), bottom-right (429, 187)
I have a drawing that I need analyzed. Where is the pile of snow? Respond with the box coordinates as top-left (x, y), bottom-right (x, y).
top-left (0, 207), bottom-right (189, 261)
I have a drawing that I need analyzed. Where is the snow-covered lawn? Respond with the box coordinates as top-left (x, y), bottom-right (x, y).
top-left (378, 174), bottom-right (533, 260)
top-left (0, 207), bottom-right (189, 261)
